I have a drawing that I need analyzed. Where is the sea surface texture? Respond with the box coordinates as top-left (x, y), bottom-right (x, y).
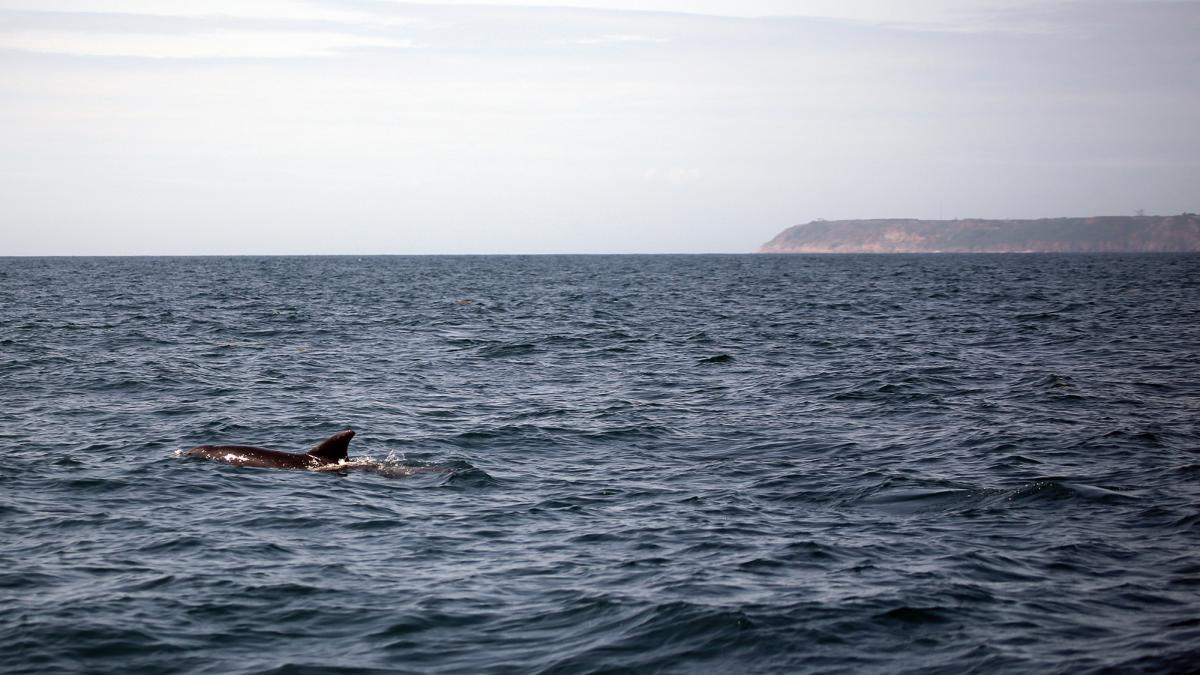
top-left (1, 254), bottom-right (1198, 674)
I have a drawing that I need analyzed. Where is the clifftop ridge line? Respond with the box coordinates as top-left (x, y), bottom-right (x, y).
top-left (758, 214), bottom-right (1200, 253)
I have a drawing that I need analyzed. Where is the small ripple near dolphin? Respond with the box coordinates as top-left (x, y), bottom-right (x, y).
top-left (318, 453), bottom-right (495, 485)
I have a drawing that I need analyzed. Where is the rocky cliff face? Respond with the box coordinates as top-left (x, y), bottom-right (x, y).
top-left (758, 215), bottom-right (1200, 253)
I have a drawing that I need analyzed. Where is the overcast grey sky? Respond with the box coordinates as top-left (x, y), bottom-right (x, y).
top-left (1, 0), bottom-right (1197, 254)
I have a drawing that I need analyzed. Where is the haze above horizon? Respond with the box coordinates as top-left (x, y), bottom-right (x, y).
top-left (2, 0), bottom-right (1197, 255)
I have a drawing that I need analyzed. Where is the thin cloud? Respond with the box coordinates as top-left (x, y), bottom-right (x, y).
top-left (366, 0), bottom-right (1076, 29)
top-left (573, 33), bottom-right (669, 45)
top-left (0, 29), bottom-right (418, 59)
top-left (0, 0), bottom-right (410, 25)
top-left (643, 167), bottom-right (702, 186)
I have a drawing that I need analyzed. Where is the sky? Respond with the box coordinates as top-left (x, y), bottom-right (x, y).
top-left (1, 0), bottom-right (1197, 254)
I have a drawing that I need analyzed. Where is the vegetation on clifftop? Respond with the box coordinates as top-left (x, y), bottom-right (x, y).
top-left (759, 215), bottom-right (1200, 253)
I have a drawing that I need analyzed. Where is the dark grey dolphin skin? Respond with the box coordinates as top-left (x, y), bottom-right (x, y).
top-left (182, 430), bottom-right (355, 470)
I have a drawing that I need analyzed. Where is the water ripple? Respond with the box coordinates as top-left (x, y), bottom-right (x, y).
top-left (1, 254), bottom-right (1198, 673)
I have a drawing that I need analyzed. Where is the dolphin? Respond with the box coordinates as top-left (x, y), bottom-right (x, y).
top-left (182, 429), bottom-right (355, 470)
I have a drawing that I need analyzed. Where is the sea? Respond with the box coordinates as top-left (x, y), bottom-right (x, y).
top-left (1, 253), bottom-right (1198, 674)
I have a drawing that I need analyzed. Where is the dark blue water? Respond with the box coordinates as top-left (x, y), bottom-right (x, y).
top-left (2, 254), bottom-right (1198, 674)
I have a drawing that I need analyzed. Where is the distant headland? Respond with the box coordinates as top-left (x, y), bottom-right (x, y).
top-left (758, 214), bottom-right (1200, 253)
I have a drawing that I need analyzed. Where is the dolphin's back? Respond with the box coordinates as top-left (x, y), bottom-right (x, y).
top-left (181, 430), bottom-right (356, 470)
top-left (183, 445), bottom-right (318, 469)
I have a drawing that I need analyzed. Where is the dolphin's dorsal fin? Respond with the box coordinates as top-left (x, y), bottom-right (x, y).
top-left (307, 429), bottom-right (354, 463)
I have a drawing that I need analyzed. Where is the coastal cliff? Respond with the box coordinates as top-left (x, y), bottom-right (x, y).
top-left (758, 215), bottom-right (1200, 253)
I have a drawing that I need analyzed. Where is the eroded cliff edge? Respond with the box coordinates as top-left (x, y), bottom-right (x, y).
top-left (758, 215), bottom-right (1200, 253)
